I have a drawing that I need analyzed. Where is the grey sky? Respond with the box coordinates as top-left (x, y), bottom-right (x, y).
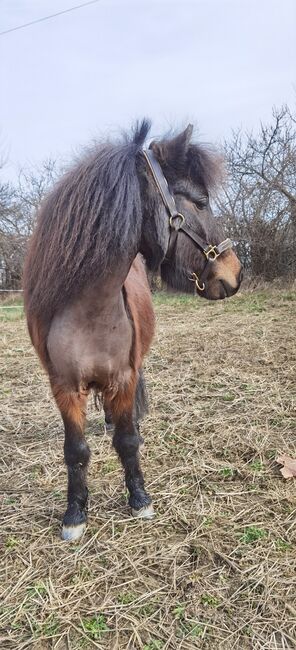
top-left (1, 0), bottom-right (295, 181)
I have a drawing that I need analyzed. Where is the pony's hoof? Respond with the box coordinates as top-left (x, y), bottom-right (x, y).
top-left (61, 522), bottom-right (86, 541)
top-left (132, 504), bottom-right (155, 519)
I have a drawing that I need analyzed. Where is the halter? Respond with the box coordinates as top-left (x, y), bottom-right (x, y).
top-left (142, 149), bottom-right (232, 292)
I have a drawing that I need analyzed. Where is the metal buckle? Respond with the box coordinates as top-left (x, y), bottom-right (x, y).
top-left (204, 245), bottom-right (220, 261)
top-left (189, 272), bottom-right (205, 292)
top-left (169, 213), bottom-right (185, 230)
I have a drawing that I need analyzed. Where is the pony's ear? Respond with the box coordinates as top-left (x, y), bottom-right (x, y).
top-left (149, 124), bottom-right (193, 167)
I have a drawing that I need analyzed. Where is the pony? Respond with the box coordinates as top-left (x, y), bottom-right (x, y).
top-left (23, 120), bottom-right (242, 541)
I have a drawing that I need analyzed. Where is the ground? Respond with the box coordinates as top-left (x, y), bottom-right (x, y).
top-left (0, 289), bottom-right (296, 650)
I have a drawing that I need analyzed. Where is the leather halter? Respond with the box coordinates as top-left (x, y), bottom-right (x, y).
top-left (142, 149), bottom-right (232, 292)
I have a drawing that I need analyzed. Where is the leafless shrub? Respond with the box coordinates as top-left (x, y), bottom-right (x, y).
top-left (0, 159), bottom-right (59, 289)
top-left (217, 105), bottom-right (296, 279)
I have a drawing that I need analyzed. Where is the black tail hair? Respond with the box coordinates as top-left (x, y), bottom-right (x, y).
top-left (134, 369), bottom-right (148, 422)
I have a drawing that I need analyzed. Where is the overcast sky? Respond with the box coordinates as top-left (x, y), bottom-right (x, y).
top-left (1, 0), bottom-right (295, 181)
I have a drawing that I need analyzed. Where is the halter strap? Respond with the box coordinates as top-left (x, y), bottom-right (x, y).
top-left (142, 149), bottom-right (180, 221)
top-left (142, 148), bottom-right (232, 292)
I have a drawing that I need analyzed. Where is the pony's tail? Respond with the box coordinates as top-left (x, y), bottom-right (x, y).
top-left (134, 368), bottom-right (149, 421)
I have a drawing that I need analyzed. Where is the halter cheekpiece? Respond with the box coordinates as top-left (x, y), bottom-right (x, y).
top-left (142, 149), bottom-right (232, 292)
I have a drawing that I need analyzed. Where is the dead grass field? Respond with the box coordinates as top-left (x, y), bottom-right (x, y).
top-left (1, 289), bottom-right (296, 650)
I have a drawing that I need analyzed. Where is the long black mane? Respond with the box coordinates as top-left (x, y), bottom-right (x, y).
top-left (24, 119), bottom-right (151, 319)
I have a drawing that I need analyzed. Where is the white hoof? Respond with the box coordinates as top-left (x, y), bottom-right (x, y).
top-left (132, 504), bottom-right (155, 519)
top-left (61, 522), bottom-right (86, 541)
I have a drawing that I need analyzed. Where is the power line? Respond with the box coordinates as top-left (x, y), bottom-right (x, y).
top-left (0, 0), bottom-right (102, 37)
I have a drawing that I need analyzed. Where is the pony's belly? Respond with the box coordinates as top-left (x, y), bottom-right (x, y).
top-left (47, 309), bottom-right (133, 391)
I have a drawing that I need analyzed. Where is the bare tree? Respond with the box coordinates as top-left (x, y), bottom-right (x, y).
top-left (0, 165), bottom-right (23, 289)
top-left (16, 158), bottom-right (59, 235)
top-left (218, 106), bottom-right (296, 279)
top-left (0, 158), bottom-right (59, 289)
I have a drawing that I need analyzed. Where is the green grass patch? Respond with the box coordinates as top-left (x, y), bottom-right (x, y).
top-left (200, 594), bottom-right (220, 607)
top-left (219, 467), bottom-right (235, 478)
top-left (82, 614), bottom-right (110, 639)
top-left (0, 305), bottom-right (24, 321)
top-left (275, 539), bottom-right (293, 552)
top-left (117, 592), bottom-right (136, 605)
top-left (223, 290), bottom-right (271, 313)
top-left (177, 621), bottom-right (204, 639)
top-left (26, 581), bottom-right (47, 598)
top-left (0, 295), bottom-right (24, 321)
top-left (102, 459), bottom-right (118, 474)
top-left (173, 603), bottom-right (186, 620)
top-left (32, 616), bottom-right (59, 638)
top-left (282, 291), bottom-right (296, 301)
top-left (140, 602), bottom-right (159, 616)
top-left (250, 459), bottom-right (264, 471)
top-left (202, 516), bottom-right (213, 527)
top-left (5, 536), bottom-right (19, 549)
top-left (143, 641), bottom-right (164, 650)
top-left (221, 392), bottom-right (235, 402)
top-left (152, 291), bottom-right (200, 308)
top-left (240, 526), bottom-right (267, 544)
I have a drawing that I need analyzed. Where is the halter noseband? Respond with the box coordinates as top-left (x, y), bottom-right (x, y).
top-left (142, 149), bottom-right (232, 292)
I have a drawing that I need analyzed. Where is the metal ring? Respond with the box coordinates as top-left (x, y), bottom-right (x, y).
top-left (169, 213), bottom-right (185, 229)
top-left (189, 272), bottom-right (205, 292)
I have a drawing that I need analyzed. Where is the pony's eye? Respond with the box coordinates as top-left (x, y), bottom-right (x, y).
top-left (196, 198), bottom-right (208, 210)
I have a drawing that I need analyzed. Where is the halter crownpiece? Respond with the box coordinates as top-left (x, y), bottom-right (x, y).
top-left (142, 149), bottom-right (232, 292)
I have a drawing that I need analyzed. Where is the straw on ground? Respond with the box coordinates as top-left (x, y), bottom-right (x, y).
top-left (0, 289), bottom-right (296, 649)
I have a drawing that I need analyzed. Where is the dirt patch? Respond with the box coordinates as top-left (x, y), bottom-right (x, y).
top-left (1, 289), bottom-right (296, 649)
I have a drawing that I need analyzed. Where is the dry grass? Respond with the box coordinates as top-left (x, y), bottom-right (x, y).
top-left (1, 289), bottom-right (296, 650)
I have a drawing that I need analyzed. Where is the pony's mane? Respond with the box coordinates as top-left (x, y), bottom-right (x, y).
top-left (24, 119), bottom-right (151, 320)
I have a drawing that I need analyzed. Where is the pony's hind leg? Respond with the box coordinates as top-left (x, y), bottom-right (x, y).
top-left (52, 383), bottom-right (90, 541)
top-left (103, 406), bottom-right (144, 445)
top-left (113, 412), bottom-right (153, 518)
top-left (111, 376), bottom-right (153, 519)
top-left (104, 369), bottom-right (147, 442)
top-left (103, 405), bottom-right (115, 436)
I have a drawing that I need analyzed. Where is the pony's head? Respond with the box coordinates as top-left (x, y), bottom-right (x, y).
top-left (140, 124), bottom-right (242, 300)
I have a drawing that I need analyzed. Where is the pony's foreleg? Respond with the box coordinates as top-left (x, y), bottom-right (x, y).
top-left (52, 384), bottom-right (90, 541)
top-left (112, 408), bottom-right (154, 519)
